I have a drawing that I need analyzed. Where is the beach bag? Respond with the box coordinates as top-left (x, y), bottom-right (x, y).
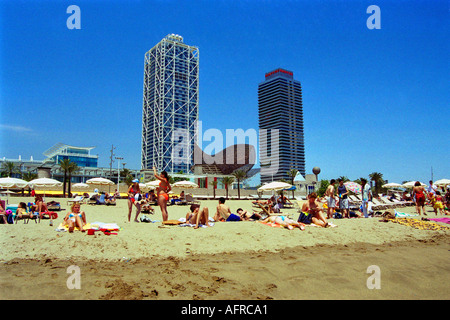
top-left (6, 210), bottom-right (14, 224)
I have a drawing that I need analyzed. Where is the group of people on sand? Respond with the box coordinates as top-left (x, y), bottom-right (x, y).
top-left (323, 178), bottom-right (372, 219)
top-left (412, 180), bottom-right (450, 216)
top-left (127, 167), bottom-right (172, 223)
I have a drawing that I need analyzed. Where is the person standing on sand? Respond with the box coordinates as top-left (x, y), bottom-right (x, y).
top-left (153, 166), bottom-right (171, 221)
top-left (324, 179), bottom-right (336, 219)
top-left (127, 179), bottom-right (141, 222)
top-left (412, 181), bottom-right (426, 216)
top-left (361, 178), bottom-right (372, 218)
top-left (337, 179), bottom-right (349, 218)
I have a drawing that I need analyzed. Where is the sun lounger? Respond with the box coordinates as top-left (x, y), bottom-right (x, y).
top-left (67, 195), bottom-right (86, 206)
top-left (371, 198), bottom-right (390, 210)
top-left (185, 194), bottom-right (200, 205)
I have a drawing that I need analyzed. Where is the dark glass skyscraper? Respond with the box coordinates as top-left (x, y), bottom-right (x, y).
top-left (258, 68), bottom-right (305, 183)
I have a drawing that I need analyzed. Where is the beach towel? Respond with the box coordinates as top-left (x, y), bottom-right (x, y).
top-left (55, 222), bottom-right (91, 232)
top-left (177, 217), bottom-right (215, 228)
top-left (429, 217), bottom-right (450, 224)
top-left (394, 210), bottom-right (417, 218)
top-left (388, 218), bottom-right (449, 231)
top-left (257, 221), bottom-right (284, 228)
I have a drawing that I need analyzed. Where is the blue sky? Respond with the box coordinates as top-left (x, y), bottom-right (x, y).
top-left (1, 0), bottom-right (449, 183)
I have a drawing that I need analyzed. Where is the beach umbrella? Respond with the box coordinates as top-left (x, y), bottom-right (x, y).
top-left (172, 180), bottom-right (199, 188)
top-left (344, 181), bottom-right (362, 194)
top-left (0, 177), bottom-right (29, 189)
top-left (0, 178), bottom-right (27, 204)
top-left (146, 180), bottom-right (160, 189)
top-left (86, 177), bottom-right (115, 185)
top-left (402, 181), bottom-right (425, 188)
top-left (382, 182), bottom-right (403, 189)
top-left (28, 178), bottom-right (63, 201)
top-left (72, 182), bottom-right (89, 189)
top-left (434, 179), bottom-right (450, 187)
top-left (258, 181), bottom-right (292, 192)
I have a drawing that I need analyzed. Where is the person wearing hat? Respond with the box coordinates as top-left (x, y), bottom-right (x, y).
top-left (127, 179), bottom-right (141, 222)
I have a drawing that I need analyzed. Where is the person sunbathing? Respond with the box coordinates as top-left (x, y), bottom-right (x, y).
top-left (261, 215), bottom-right (305, 230)
top-left (63, 203), bottom-right (87, 232)
top-left (299, 192), bottom-right (329, 227)
top-left (31, 195), bottom-right (49, 219)
top-left (16, 202), bottom-right (33, 220)
top-left (237, 208), bottom-right (262, 221)
top-left (186, 204), bottom-right (210, 229)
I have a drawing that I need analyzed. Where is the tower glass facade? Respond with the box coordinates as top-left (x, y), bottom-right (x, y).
top-left (258, 68), bottom-right (305, 183)
top-left (141, 34), bottom-right (199, 173)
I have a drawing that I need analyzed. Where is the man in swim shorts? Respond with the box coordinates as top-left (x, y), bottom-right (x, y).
top-left (324, 179), bottom-right (336, 219)
top-left (214, 197), bottom-right (241, 221)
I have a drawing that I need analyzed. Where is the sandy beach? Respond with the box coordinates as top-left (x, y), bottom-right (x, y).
top-left (1, 196), bottom-right (449, 300)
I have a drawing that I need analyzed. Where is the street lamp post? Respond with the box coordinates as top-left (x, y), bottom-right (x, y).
top-left (115, 156), bottom-right (123, 194)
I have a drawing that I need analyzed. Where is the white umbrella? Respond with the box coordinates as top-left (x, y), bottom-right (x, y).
top-left (0, 178), bottom-right (27, 205)
top-left (86, 177), bottom-right (115, 185)
top-left (0, 177), bottom-right (29, 189)
top-left (402, 181), bottom-right (425, 188)
top-left (28, 178), bottom-right (63, 201)
top-left (382, 182), bottom-right (403, 189)
top-left (146, 180), bottom-right (160, 189)
top-left (172, 180), bottom-right (199, 188)
top-left (258, 181), bottom-right (292, 192)
top-left (29, 177), bottom-right (63, 188)
top-left (72, 182), bottom-right (89, 189)
top-left (434, 179), bottom-right (450, 187)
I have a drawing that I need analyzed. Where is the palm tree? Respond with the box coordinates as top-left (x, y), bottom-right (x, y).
top-left (22, 171), bottom-right (38, 181)
top-left (59, 159), bottom-right (72, 197)
top-left (232, 170), bottom-right (247, 199)
top-left (67, 162), bottom-right (80, 197)
top-left (209, 179), bottom-right (218, 199)
top-left (222, 176), bottom-right (235, 200)
top-left (287, 168), bottom-right (298, 199)
top-left (1, 161), bottom-right (18, 177)
top-left (369, 172), bottom-right (384, 196)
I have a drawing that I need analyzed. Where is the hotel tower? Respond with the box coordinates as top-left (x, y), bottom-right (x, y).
top-left (258, 68), bottom-right (305, 183)
top-left (141, 34), bottom-right (199, 173)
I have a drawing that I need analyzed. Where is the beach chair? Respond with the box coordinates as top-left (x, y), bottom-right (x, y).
top-left (67, 195), bottom-right (85, 206)
top-left (371, 198), bottom-right (390, 210)
top-left (185, 194), bottom-right (200, 205)
top-left (47, 200), bottom-right (61, 211)
top-left (379, 197), bottom-right (400, 208)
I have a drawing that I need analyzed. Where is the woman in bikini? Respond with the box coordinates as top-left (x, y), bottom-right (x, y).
top-left (186, 204), bottom-right (210, 229)
top-left (412, 181), bottom-right (426, 216)
top-left (127, 179), bottom-right (142, 222)
top-left (63, 203), bottom-right (86, 232)
top-left (153, 166), bottom-right (171, 221)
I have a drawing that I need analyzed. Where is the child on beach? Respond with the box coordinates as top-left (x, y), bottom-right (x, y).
top-left (434, 191), bottom-right (445, 215)
top-left (63, 203), bottom-right (86, 232)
